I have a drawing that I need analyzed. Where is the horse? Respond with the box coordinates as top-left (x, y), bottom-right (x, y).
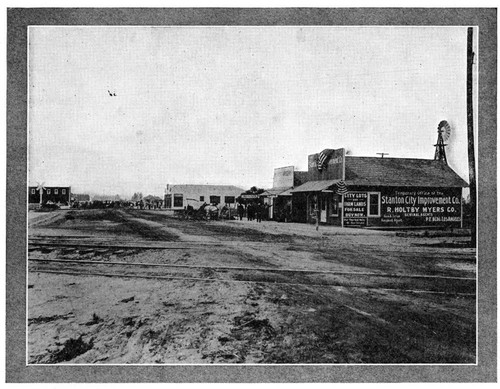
top-left (182, 202), bottom-right (207, 220)
top-left (205, 204), bottom-right (220, 220)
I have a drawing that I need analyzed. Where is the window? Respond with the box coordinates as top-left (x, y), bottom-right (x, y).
top-left (199, 196), bottom-right (204, 201)
top-left (47, 189), bottom-right (51, 194)
top-left (55, 189), bottom-right (58, 194)
top-left (224, 196), bottom-right (235, 204)
top-left (209, 195), bottom-right (220, 204)
top-left (165, 194), bottom-right (172, 208)
top-left (173, 194), bottom-right (183, 207)
top-left (31, 189), bottom-right (35, 194)
top-left (368, 192), bottom-right (380, 217)
top-left (62, 189), bottom-right (66, 194)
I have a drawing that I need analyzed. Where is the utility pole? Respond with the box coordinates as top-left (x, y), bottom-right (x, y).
top-left (467, 27), bottom-right (477, 247)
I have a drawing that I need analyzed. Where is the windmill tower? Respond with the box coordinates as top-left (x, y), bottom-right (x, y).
top-left (36, 182), bottom-right (46, 206)
top-left (434, 120), bottom-right (451, 164)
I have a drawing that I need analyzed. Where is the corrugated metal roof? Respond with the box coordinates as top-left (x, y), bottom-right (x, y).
top-left (344, 157), bottom-right (468, 187)
top-left (290, 179), bottom-right (340, 193)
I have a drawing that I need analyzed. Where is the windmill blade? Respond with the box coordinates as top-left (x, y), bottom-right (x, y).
top-left (438, 120), bottom-right (452, 141)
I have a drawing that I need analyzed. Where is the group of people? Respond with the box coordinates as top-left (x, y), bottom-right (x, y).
top-left (237, 203), bottom-right (269, 223)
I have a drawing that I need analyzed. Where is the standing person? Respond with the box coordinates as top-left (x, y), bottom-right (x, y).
top-left (247, 203), bottom-right (253, 221)
top-left (255, 203), bottom-right (261, 223)
top-left (237, 203), bottom-right (244, 220)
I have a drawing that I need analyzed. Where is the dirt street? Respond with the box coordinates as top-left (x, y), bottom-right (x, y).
top-left (27, 209), bottom-right (476, 364)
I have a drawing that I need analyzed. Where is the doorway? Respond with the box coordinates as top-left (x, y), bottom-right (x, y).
top-left (320, 195), bottom-right (327, 223)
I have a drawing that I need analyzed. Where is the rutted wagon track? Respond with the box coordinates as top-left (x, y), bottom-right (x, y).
top-left (28, 248), bottom-right (476, 296)
top-left (27, 209), bottom-right (477, 364)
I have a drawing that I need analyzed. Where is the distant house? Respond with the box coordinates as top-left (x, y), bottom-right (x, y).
top-left (290, 149), bottom-right (468, 228)
top-left (28, 185), bottom-right (71, 206)
top-left (71, 193), bottom-right (91, 202)
top-left (164, 184), bottom-right (246, 210)
top-left (92, 194), bottom-right (121, 202)
top-left (143, 195), bottom-right (163, 209)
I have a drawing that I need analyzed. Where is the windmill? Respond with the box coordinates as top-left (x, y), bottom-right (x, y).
top-left (434, 120), bottom-right (451, 164)
top-left (36, 182), bottom-right (45, 206)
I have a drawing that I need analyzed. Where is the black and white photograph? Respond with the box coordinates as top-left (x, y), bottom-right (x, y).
top-left (5, 6), bottom-right (496, 383)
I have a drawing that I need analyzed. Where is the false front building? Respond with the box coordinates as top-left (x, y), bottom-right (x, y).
top-left (290, 148), bottom-right (468, 228)
top-left (260, 166), bottom-right (308, 221)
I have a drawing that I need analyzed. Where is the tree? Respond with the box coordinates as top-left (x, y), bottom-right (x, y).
top-left (131, 192), bottom-right (143, 202)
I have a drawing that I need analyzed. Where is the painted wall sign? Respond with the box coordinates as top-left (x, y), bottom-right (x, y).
top-left (379, 188), bottom-right (462, 226)
top-left (343, 192), bottom-right (368, 217)
top-left (307, 148), bottom-right (345, 181)
top-left (343, 192), bottom-right (368, 227)
top-left (342, 188), bottom-right (462, 227)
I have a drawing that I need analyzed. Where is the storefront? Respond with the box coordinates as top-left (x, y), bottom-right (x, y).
top-left (260, 166), bottom-right (308, 221)
top-left (290, 149), bottom-right (468, 228)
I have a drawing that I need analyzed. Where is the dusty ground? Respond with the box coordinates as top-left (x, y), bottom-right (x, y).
top-left (27, 208), bottom-right (476, 364)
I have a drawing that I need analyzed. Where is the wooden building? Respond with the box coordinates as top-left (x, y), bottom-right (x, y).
top-left (28, 185), bottom-right (71, 206)
top-left (164, 184), bottom-right (246, 211)
top-left (260, 166), bottom-right (308, 221)
top-left (290, 148), bottom-right (468, 228)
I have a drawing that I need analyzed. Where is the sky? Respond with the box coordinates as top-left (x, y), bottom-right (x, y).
top-left (28, 26), bottom-right (477, 198)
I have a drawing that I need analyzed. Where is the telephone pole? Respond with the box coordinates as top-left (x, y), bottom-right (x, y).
top-left (467, 27), bottom-right (476, 247)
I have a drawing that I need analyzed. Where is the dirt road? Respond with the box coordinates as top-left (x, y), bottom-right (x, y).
top-left (27, 209), bottom-right (476, 364)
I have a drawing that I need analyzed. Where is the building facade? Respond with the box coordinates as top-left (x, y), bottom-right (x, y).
top-left (28, 186), bottom-right (71, 205)
top-left (260, 166), bottom-right (308, 221)
top-left (164, 184), bottom-right (246, 210)
top-left (290, 149), bottom-right (468, 228)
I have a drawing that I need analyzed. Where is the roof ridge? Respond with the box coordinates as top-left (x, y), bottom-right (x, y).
top-left (345, 156), bottom-right (436, 161)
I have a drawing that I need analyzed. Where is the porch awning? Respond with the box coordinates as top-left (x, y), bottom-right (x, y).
top-left (289, 179), bottom-right (340, 193)
top-left (261, 187), bottom-right (291, 196)
top-left (278, 188), bottom-right (293, 196)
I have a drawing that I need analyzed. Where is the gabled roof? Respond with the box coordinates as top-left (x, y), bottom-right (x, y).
top-left (344, 157), bottom-right (468, 187)
top-left (144, 195), bottom-right (162, 201)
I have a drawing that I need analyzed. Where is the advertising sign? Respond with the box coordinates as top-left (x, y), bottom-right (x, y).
top-left (343, 192), bottom-right (368, 227)
top-left (342, 188), bottom-right (462, 227)
top-left (379, 188), bottom-right (462, 226)
top-left (273, 166), bottom-right (294, 188)
top-left (241, 194), bottom-right (260, 199)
